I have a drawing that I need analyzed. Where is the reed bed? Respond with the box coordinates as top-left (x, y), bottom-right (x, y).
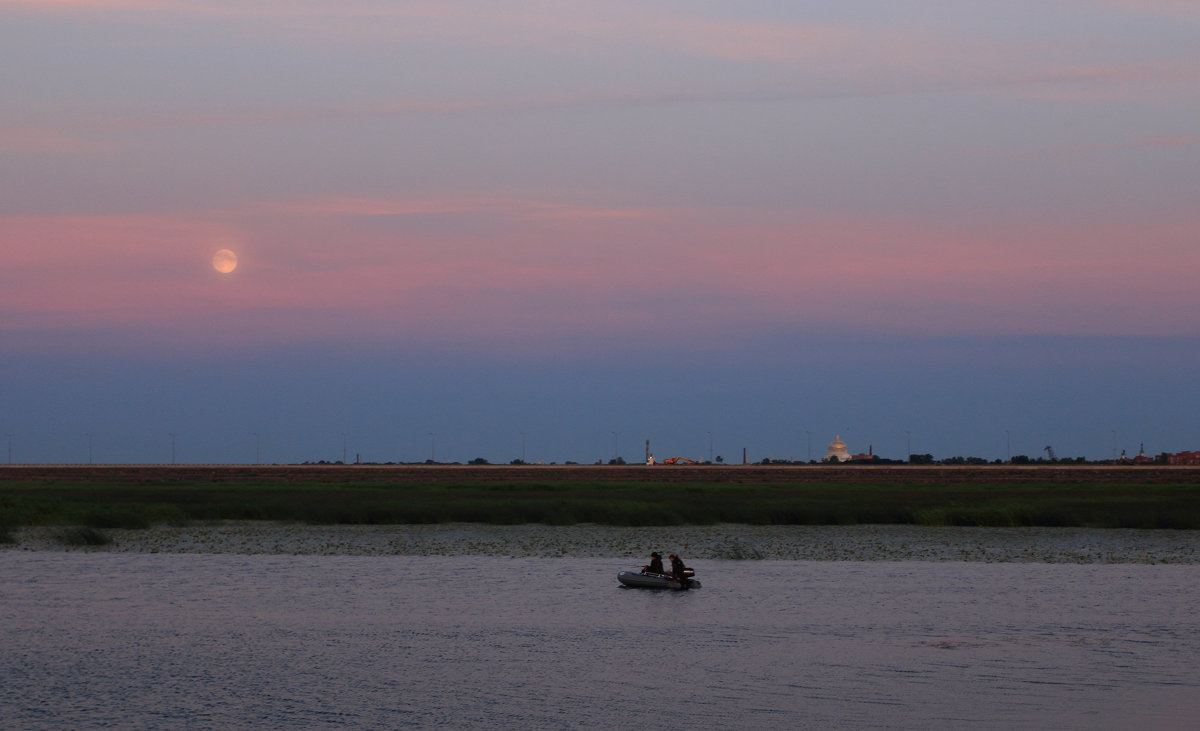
top-left (3, 475), bottom-right (1199, 529)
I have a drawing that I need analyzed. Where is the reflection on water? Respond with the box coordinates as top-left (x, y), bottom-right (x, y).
top-left (2, 555), bottom-right (1197, 729)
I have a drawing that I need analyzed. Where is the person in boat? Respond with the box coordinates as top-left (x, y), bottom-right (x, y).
top-left (668, 554), bottom-right (690, 589)
top-left (644, 552), bottom-right (664, 575)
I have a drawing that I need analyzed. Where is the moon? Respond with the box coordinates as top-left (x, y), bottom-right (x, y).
top-left (212, 249), bottom-right (238, 274)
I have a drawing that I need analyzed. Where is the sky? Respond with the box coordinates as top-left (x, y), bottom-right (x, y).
top-left (2, 0), bottom-right (1199, 464)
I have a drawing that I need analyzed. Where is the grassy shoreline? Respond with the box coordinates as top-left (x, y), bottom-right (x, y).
top-left (3, 465), bottom-right (1199, 530)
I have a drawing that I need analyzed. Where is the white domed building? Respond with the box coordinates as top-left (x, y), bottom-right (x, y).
top-left (824, 434), bottom-right (851, 463)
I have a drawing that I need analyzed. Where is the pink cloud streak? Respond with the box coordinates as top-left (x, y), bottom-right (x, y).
top-left (0, 0), bottom-right (166, 7)
top-left (272, 196), bottom-right (654, 222)
top-left (4, 1), bottom-right (1130, 91)
top-left (5, 198), bottom-right (1198, 350)
top-left (0, 125), bottom-right (112, 155)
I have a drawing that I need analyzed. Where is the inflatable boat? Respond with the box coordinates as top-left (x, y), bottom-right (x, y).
top-left (617, 569), bottom-right (700, 590)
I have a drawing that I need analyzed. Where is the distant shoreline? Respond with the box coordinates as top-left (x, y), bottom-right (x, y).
top-left (5, 523), bottom-right (1199, 563)
top-left (4, 463), bottom-right (1200, 483)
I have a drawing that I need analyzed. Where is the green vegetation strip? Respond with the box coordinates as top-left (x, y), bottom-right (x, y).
top-left (2, 479), bottom-right (1200, 529)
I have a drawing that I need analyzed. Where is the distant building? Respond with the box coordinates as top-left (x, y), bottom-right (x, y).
top-left (1119, 443), bottom-right (1157, 464)
top-left (824, 434), bottom-right (851, 463)
top-left (850, 445), bottom-right (877, 463)
top-left (1166, 450), bottom-right (1200, 465)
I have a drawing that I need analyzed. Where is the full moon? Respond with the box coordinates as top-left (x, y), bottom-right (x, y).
top-left (212, 249), bottom-right (238, 274)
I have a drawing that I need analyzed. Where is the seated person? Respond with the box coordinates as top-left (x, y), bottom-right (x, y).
top-left (644, 551), bottom-right (664, 574)
top-left (669, 554), bottom-right (690, 588)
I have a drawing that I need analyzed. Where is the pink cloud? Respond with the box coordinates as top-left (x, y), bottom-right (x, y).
top-left (13, 0), bottom-right (1192, 150)
top-left (740, 216), bottom-right (1200, 336)
top-left (1, 214), bottom-right (244, 322)
top-left (964, 130), bottom-right (1200, 165)
top-left (266, 201), bottom-right (1200, 339)
top-left (0, 125), bottom-right (113, 155)
top-left (0, 0), bottom-right (165, 6)
top-left (1086, 0), bottom-right (1200, 20)
top-left (272, 195), bottom-right (653, 222)
top-left (5, 198), bottom-right (1199, 353)
top-left (0, 1), bottom-right (1057, 86)
top-left (996, 61), bottom-right (1200, 102)
top-left (1042, 134), bottom-right (1200, 159)
top-left (7, 0), bottom-right (1194, 119)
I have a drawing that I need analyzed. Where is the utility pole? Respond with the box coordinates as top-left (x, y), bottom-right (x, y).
top-left (520, 432), bottom-right (526, 464)
top-left (86, 433), bottom-right (94, 465)
top-left (169, 432), bottom-right (176, 465)
top-left (5, 433), bottom-right (12, 465)
top-left (612, 431), bottom-right (619, 461)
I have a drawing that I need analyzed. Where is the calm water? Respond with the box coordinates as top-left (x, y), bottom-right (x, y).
top-left (2, 555), bottom-right (1198, 729)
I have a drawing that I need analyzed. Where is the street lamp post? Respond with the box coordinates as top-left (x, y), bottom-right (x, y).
top-left (86, 433), bottom-right (94, 465)
top-left (804, 429), bottom-right (811, 463)
top-left (520, 432), bottom-right (526, 464)
top-left (612, 431), bottom-right (619, 462)
top-left (707, 431), bottom-right (713, 463)
top-left (1005, 430), bottom-right (1011, 463)
top-left (341, 433), bottom-right (347, 465)
top-left (5, 433), bottom-right (12, 465)
top-left (169, 432), bottom-right (176, 465)
top-left (430, 432), bottom-right (436, 463)
top-left (252, 433), bottom-right (260, 465)
top-left (906, 431), bottom-right (912, 461)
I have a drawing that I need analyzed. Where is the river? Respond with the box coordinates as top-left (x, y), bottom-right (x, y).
top-left (2, 554), bottom-right (1197, 729)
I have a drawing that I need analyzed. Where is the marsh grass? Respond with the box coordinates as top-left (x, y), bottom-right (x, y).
top-left (2, 478), bottom-right (1198, 529)
top-left (0, 507), bottom-right (17, 543)
top-left (59, 526), bottom-right (112, 546)
top-left (83, 507), bottom-right (152, 530)
top-left (717, 540), bottom-right (766, 559)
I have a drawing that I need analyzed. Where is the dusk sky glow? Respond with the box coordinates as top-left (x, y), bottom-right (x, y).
top-left (3, 1), bottom-right (1199, 464)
